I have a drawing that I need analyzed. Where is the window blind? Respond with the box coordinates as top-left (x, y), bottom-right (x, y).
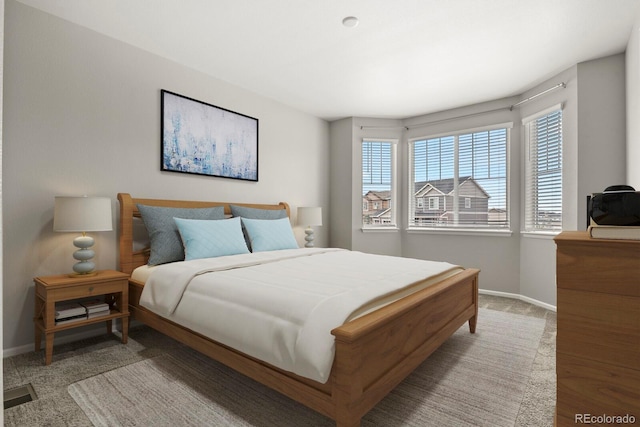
top-left (362, 140), bottom-right (395, 227)
top-left (524, 109), bottom-right (563, 232)
top-left (409, 128), bottom-right (509, 229)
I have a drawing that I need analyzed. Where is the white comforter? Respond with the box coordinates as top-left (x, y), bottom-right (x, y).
top-left (139, 248), bottom-right (462, 383)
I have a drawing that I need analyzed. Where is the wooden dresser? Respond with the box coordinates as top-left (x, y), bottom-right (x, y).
top-left (555, 231), bottom-right (640, 426)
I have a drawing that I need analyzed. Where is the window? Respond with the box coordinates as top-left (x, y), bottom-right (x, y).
top-left (362, 139), bottom-right (397, 228)
top-left (524, 108), bottom-right (562, 232)
top-left (428, 197), bottom-right (439, 210)
top-left (409, 127), bottom-right (509, 229)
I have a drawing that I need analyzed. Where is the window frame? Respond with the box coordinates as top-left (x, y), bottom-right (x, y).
top-left (407, 123), bottom-right (512, 235)
top-left (361, 138), bottom-right (399, 230)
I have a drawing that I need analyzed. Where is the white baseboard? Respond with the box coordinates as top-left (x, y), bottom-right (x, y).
top-left (2, 320), bottom-right (141, 359)
top-left (479, 289), bottom-right (557, 312)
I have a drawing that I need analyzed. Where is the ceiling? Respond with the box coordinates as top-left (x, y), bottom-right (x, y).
top-left (17, 0), bottom-right (640, 121)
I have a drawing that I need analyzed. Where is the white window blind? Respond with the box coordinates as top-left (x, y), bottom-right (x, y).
top-left (524, 109), bottom-right (563, 232)
top-left (362, 140), bottom-right (396, 227)
top-left (409, 127), bottom-right (509, 229)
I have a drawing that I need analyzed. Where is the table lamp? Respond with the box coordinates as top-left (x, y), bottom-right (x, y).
top-left (53, 196), bottom-right (113, 276)
top-left (297, 207), bottom-right (322, 248)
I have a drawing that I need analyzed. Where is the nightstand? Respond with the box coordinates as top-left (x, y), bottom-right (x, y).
top-left (33, 270), bottom-right (129, 365)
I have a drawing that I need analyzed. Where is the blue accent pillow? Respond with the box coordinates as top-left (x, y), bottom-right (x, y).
top-left (174, 217), bottom-right (249, 260)
top-left (137, 204), bottom-right (225, 265)
top-left (230, 205), bottom-right (288, 250)
top-left (240, 217), bottom-right (299, 252)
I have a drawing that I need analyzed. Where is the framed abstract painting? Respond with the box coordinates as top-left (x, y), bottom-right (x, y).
top-left (161, 90), bottom-right (258, 181)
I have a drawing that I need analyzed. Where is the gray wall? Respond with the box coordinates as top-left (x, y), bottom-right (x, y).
top-left (3, 1), bottom-right (330, 353)
top-left (1, 0), bottom-right (5, 399)
top-left (627, 16), bottom-right (640, 189)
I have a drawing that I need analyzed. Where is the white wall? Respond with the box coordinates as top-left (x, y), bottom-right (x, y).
top-left (3, 0), bottom-right (330, 353)
top-left (576, 55), bottom-right (628, 206)
top-left (627, 15), bottom-right (640, 189)
top-left (329, 118), bottom-right (353, 250)
top-left (1, 0), bottom-right (5, 418)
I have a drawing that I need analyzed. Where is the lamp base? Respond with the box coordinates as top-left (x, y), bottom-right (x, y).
top-left (67, 271), bottom-right (99, 278)
top-left (304, 227), bottom-right (315, 248)
top-left (71, 234), bottom-right (97, 275)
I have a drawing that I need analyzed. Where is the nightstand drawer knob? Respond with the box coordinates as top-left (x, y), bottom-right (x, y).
top-left (88, 286), bottom-right (94, 292)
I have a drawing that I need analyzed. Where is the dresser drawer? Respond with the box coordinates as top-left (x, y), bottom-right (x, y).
top-left (557, 353), bottom-right (640, 425)
top-left (557, 288), bottom-right (640, 369)
top-left (556, 238), bottom-right (640, 297)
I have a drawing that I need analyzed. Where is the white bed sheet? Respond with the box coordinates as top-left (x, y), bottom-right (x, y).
top-left (137, 248), bottom-right (463, 383)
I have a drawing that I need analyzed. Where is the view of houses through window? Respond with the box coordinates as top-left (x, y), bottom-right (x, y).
top-left (409, 128), bottom-right (509, 229)
top-left (362, 128), bottom-right (510, 230)
top-left (362, 140), bottom-right (396, 227)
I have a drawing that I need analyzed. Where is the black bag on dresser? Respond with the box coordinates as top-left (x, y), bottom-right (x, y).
top-left (588, 185), bottom-right (640, 226)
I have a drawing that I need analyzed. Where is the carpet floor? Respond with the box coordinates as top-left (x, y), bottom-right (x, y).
top-left (4, 295), bottom-right (557, 426)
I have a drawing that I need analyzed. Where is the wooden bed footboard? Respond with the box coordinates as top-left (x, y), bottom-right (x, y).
top-left (118, 193), bottom-right (479, 427)
top-left (331, 268), bottom-right (479, 426)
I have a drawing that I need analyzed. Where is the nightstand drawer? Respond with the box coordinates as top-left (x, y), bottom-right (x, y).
top-left (46, 280), bottom-right (127, 300)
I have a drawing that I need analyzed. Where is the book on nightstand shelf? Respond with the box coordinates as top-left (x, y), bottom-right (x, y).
top-left (588, 224), bottom-right (640, 240)
top-left (87, 310), bottom-right (110, 319)
top-left (80, 299), bottom-right (110, 314)
top-left (55, 313), bottom-right (87, 325)
top-left (54, 302), bottom-right (86, 319)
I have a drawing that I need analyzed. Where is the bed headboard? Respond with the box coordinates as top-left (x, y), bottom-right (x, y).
top-left (117, 193), bottom-right (290, 275)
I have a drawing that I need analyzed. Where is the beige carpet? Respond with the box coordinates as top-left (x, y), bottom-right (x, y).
top-left (68, 308), bottom-right (546, 426)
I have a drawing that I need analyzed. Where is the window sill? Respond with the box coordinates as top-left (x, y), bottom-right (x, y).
top-left (361, 226), bottom-right (399, 233)
top-left (406, 228), bottom-right (513, 237)
top-left (520, 231), bottom-right (561, 240)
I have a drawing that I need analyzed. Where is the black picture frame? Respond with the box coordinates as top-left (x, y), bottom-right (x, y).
top-left (161, 90), bottom-right (258, 181)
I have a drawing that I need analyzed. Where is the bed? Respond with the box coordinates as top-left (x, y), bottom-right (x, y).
top-left (117, 192), bottom-right (480, 427)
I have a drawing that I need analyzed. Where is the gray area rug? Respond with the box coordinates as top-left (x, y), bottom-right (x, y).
top-left (68, 308), bottom-right (546, 426)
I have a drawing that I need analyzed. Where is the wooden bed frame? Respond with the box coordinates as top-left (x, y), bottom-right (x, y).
top-left (117, 192), bottom-right (479, 427)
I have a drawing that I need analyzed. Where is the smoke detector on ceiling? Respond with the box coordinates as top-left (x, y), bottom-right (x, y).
top-left (342, 16), bottom-right (359, 28)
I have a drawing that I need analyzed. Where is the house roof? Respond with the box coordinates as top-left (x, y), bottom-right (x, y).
top-left (363, 190), bottom-right (391, 201)
top-left (367, 208), bottom-right (391, 218)
top-left (415, 176), bottom-right (467, 194)
top-left (415, 177), bottom-right (490, 198)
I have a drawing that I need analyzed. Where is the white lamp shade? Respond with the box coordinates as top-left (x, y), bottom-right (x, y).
top-left (297, 207), bottom-right (322, 227)
top-left (53, 196), bottom-right (113, 232)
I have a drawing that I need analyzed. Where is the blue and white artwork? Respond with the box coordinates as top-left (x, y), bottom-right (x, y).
top-left (161, 90), bottom-right (258, 181)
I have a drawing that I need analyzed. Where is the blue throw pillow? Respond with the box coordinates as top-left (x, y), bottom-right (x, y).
top-left (137, 204), bottom-right (225, 265)
top-left (230, 205), bottom-right (288, 250)
top-left (240, 217), bottom-right (299, 252)
top-left (174, 217), bottom-right (249, 260)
